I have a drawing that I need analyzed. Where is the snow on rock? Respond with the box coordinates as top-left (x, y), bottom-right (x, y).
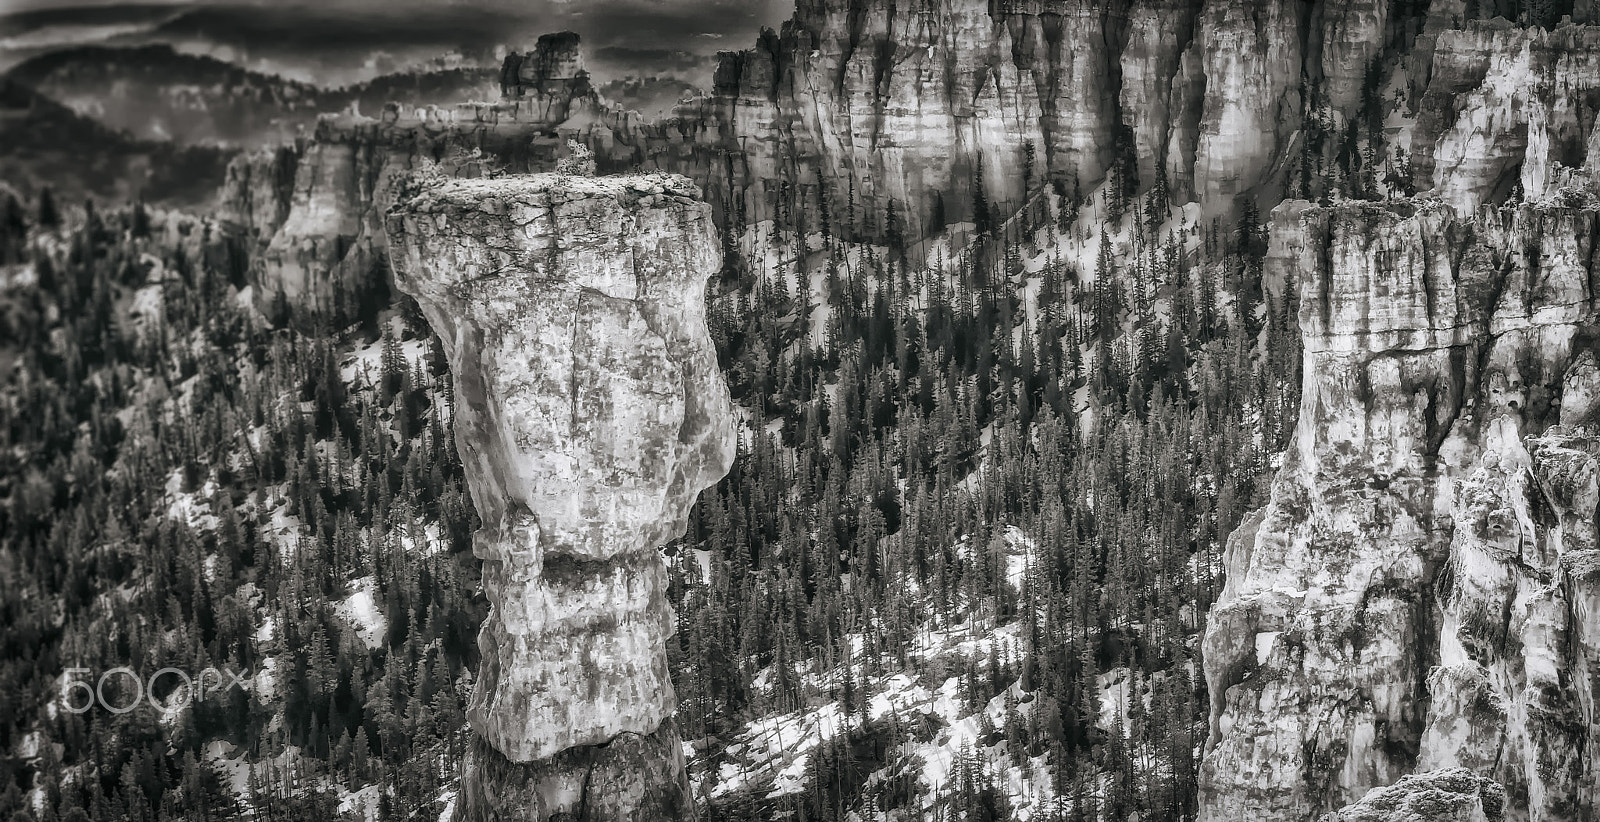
top-left (339, 330), bottom-right (432, 388)
top-left (337, 784), bottom-right (383, 822)
top-left (1097, 667), bottom-right (1133, 732)
top-left (203, 740), bottom-right (254, 799)
top-left (397, 521), bottom-right (445, 557)
top-left (253, 656), bottom-right (278, 702)
top-left (163, 469), bottom-right (219, 531)
top-left (1002, 525), bottom-right (1034, 592)
top-left (701, 604), bottom-right (1060, 816)
top-left (262, 498), bottom-right (308, 561)
top-left (255, 613), bottom-right (277, 645)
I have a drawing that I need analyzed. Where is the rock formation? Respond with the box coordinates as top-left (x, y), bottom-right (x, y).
top-left (204, 8), bottom-right (1600, 819)
top-left (1198, 10), bottom-right (1600, 821)
top-left (384, 171), bottom-right (736, 821)
top-left (1317, 768), bottom-right (1506, 822)
top-left (1201, 196), bottom-right (1600, 821)
top-left (227, 2), bottom-right (1456, 313)
top-left (1415, 22), bottom-right (1600, 213)
top-left (501, 31), bottom-right (591, 108)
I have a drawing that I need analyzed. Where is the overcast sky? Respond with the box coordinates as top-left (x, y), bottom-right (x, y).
top-left (0, 0), bottom-right (793, 85)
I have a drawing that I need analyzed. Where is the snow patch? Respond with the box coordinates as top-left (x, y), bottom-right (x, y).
top-left (1255, 631), bottom-right (1281, 665)
top-left (336, 576), bottom-right (388, 651)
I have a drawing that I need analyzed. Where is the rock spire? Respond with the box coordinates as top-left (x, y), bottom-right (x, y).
top-left (385, 171), bottom-right (737, 821)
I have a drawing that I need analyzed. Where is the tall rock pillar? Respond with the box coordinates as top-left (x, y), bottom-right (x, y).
top-left (1200, 199), bottom-right (1600, 822)
top-left (384, 172), bottom-right (737, 821)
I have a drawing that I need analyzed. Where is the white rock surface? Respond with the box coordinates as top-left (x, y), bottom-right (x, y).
top-left (385, 171), bottom-right (736, 821)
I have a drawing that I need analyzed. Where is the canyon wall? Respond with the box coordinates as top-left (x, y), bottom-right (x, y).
top-left (1198, 14), bottom-right (1600, 822)
top-left (1200, 198), bottom-right (1600, 821)
top-left (223, 0), bottom-right (1441, 312)
top-left (383, 171), bottom-right (736, 820)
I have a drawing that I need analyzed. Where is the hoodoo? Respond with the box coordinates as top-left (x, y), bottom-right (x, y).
top-left (384, 171), bottom-right (737, 820)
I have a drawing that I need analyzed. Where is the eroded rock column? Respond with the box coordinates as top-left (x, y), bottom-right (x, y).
top-left (384, 172), bottom-right (736, 821)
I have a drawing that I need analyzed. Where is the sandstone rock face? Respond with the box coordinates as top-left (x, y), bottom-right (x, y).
top-left (384, 172), bottom-right (736, 821)
top-left (1201, 198), bottom-right (1600, 822)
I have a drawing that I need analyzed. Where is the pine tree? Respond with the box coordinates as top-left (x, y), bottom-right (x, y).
top-left (37, 186), bottom-right (59, 228)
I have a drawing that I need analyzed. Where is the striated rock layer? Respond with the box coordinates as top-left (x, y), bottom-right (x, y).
top-left (226, 1), bottom-right (1452, 311)
top-left (226, 8), bottom-right (1600, 316)
top-left (384, 172), bottom-right (736, 821)
top-left (1201, 198), bottom-right (1600, 822)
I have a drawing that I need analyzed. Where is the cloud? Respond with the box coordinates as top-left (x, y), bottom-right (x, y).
top-left (1, 0), bottom-right (793, 86)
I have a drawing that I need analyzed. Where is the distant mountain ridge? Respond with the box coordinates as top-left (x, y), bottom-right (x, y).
top-left (0, 78), bottom-right (232, 208)
top-left (4, 44), bottom-right (501, 148)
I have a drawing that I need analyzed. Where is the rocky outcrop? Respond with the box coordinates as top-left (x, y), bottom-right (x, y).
top-left (383, 171), bottom-right (736, 821)
top-left (1201, 198), bottom-right (1600, 822)
top-left (1318, 768), bottom-right (1506, 822)
top-left (219, 31), bottom-right (665, 313)
top-left (1414, 22), bottom-right (1600, 213)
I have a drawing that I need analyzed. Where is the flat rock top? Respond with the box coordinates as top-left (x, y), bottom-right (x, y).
top-left (395, 172), bottom-right (704, 215)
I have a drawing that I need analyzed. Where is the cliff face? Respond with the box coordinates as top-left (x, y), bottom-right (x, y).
top-left (1201, 196), bottom-right (1600, 821)
top-left (713, 0), bottom-right (1419, 236)
top-left (383, 172), bottom-right (736, 821)
top-left (1196, 11), bottom-right (1600, 821)
top-left (229, 1), bottom-right (1443, 312)
top-left (1415, 23), bottom-right (1600, 213)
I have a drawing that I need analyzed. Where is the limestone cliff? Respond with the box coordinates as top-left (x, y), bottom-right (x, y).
top-left (1200, 196), bottom-right (1600, 821)
top-left (383, 172), bottom-right (736, 821)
